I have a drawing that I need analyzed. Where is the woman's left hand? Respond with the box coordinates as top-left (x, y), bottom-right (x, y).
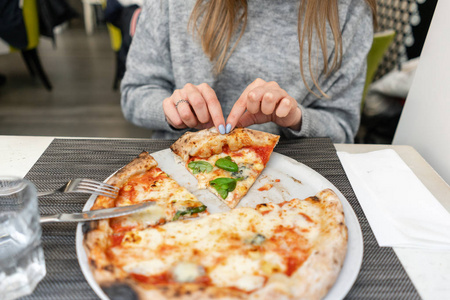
top-left (226, 78), bottom-right (302, 132)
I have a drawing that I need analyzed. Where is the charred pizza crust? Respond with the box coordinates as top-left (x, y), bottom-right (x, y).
top-left (170, 127), bottom-right (279, 162)
top-left (91, 151), bottom-right (158, 210)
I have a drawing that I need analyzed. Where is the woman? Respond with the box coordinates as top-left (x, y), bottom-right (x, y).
top-left (121, 0), bottom-right (376, 143)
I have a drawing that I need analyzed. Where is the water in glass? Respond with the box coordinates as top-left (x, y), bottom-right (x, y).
top-left (0, 178), bottom-right (46, 300)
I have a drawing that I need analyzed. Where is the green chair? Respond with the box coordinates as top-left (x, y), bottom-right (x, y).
top-left (362, 30), bottom-right (396, 109)
top-left (9, 0), bottom-right (53, 90)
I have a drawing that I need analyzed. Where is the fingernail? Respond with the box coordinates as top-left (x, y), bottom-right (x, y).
top-left (226, 123), bottom-right (232, 134)
top-left (218, 124), bottom-right (225, 134)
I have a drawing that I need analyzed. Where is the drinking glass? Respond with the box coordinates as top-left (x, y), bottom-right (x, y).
top-left (0, 177), bottom-right (46, 300)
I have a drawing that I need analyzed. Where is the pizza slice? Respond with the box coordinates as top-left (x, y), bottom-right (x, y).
top-left (86, 189), bottom-right (347, 300)
top-left (90, 151), bottom-right (207, 234)
top-left (170, 127), bottom-right (279, 208)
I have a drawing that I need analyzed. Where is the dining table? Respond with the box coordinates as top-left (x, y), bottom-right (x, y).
top-left (1, 134), bottom-right (449, 300)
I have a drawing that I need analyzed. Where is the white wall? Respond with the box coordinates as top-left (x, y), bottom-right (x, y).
top-left (393, 0), bottom-right (450, 184)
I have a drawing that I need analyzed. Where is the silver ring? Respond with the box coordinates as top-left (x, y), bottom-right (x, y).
top-left (175, 99), bottom-right (189, 108)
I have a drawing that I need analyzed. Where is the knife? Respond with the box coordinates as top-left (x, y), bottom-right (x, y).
top-left (39, 201), bottom-right (156, 223)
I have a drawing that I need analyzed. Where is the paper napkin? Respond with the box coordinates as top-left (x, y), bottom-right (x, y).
top-left (338, 149), bottom-right (450, 250)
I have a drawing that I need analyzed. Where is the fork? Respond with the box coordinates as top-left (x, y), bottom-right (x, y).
top-left (37, 178), bottom-right (119, 198)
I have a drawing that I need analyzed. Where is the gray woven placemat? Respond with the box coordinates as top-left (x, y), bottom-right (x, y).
top-left (22, 138), bottom-right (420, 300)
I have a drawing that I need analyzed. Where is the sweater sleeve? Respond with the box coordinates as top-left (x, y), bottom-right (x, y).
top-left (120, 0), bottom-right (178, 133)
top-left (282, 0), bottom-right (374, 143)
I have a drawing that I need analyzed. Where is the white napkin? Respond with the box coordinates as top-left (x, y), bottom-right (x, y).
top-left (338, 149), bottom-right (450, 250)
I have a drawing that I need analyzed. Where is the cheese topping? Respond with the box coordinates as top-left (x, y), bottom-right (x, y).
top-left (210, 255), bottom-right (265, 291)
top-left (123, 259), bottom-right (166, 276)
top-left (111, 199), bottom-right (322, 292)
top-left (110, 167), bottom-right (205, 231)
top-left (172, 262), bottom-right (204, 282)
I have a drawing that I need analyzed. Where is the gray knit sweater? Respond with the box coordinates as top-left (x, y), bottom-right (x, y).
top-left (121, 0), bottom-right (373, 142)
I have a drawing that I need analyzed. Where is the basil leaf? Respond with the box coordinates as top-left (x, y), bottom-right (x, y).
top-left (173, 205), bottom-right (207, 221)
top-left (209, 177), bottom-right (241, 199)
top-left (217, 188), bottom-right (229, 200)
top-left (215, 156), bottom-right (239, 173)
top-left (188, 161), bottom-right (213, 174)
top-left (209, 177), bottom-right (237, 186)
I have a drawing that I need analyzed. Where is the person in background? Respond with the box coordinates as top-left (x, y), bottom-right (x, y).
top-left (0, 0), bottom-right (28, 86)
top-left (104, 0), bottom-right (143, 80)
top-left (121, 0), bottom-right (376, 143)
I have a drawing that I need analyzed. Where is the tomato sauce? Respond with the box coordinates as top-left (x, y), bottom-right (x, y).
top-left (299, 213), bottom-right (314, 223)
top-left (224, 144), bottom-right (274, 165)
top-left (278, 201), bottom-right (290, 208)
top-left (222, 144), bottom-right (231, 154)
top-left (115, 168), bottom-right (167, 206)
top-left (130, 273), bottom-right (212, 286)
top-left (111, 223), bottom-right (136, 233)
top-left (258, 183), bottom-right (273, 191)
top-left (248, 146), bottom-right (274, 165)
top-left (131, 272), bottom-right (172, 284)
top-left (286, 256), bottom-right (304, 276)
top-left (195, 275), bottom-right (212, 285)
top-left (110, 234), bottom-right (124, 247)
top-left (267, 226), bottom-right (308, 277)
top-left (136, 168), bottom-right (167, 186)
top-left (231, 151), bottom-right (244, 157)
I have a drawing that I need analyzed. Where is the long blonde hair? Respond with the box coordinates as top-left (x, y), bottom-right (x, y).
top-left (189, 0), bottom-right (377, 98)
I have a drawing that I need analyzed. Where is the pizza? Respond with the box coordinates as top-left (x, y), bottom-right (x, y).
top-left (170, 127), bottom-right (279, 208)
top-left (83, 135), bottom-right (349, 299)
top-left (90, 151), bottom-right (207, 228)
top-left (83, 151), bottom-right (208, 283)
top-left (84, 188), bottom-right (347, 300)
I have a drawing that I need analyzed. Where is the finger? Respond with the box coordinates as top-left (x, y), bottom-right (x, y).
top-left (226, 78), bottom-right (267, 130)
top-left (246, 91), bottom-right (261, 114)
top-left (163, 97), bottom-right (186, 129)
top-left (197, 83), bottom-right (225, 130)
top-left (236, 111), bottom-right (271, 128)
top-left (183, 83), bottom-right (210, 124)
top-left (261, 89), bottom-right (287, 115)
top-left (275, 97), bottom-right (295, 118)
top-left (277, 106), bottom-right (302, 129)
top-left (173, 89), bottom-right (198, 128)
top-left (196, 120), bottom-right (215, 130)
top-left (226, 98), bottom-right (247, 132)
top-left (243, 81), bottom-right (274, 114)
top-left (177, 102), bottom-right (198, 128)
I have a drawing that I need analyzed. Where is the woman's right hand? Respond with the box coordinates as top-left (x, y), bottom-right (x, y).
top-left (163, 83), bottom-right (226, 133)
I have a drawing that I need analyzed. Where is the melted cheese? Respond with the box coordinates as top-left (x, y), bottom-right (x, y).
top-left (210, 255), bottom-right (265, 291)
top-left (119, 205), bottom-right (166, 229)
top-left (113, 199), bottom-right (321, 292)
top-left (123, 259), bottom-right (166, 276)
top-left (113, 169), bottom-right (204, 231)
top-left (172, 262), bottom-right (204, 282)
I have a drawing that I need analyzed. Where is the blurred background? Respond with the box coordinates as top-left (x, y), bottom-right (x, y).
top-left (0, 0), bottom-right (438, 141)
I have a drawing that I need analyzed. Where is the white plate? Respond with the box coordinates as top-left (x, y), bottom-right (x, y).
top-left (76, 149), bottom-right (363, 300)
